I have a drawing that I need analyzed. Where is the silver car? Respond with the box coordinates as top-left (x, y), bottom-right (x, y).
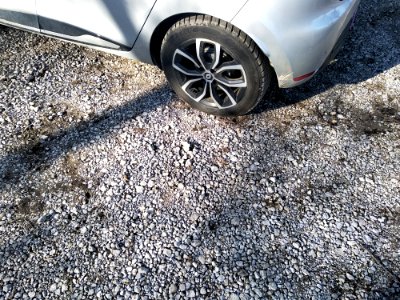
top-left (0, 0), bottom-right (360, 116)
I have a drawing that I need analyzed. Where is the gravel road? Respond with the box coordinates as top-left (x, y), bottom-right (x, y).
top-left (1, 0), bottom-right (399, 299)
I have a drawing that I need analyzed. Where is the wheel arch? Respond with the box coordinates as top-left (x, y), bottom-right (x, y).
top-left (149, 13), bottom-right (196, 68)
top-left (149, 13), bottom-right (278, 83)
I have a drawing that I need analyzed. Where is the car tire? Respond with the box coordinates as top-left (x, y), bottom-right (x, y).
top-left (161, 15), bottom-right (271, 116)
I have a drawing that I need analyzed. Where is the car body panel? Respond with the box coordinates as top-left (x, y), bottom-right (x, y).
top-left (0, 0), bottom-right (39, 31)
top-left (232, 0), bottom-right (361, 87)
top-left (36, 0), bottom-right (156, 49)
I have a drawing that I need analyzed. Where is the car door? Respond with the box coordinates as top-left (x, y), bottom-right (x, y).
top-left (0, 0), bottom-right (39, 31)
top-left (36, 0), bottom-right (156, 50)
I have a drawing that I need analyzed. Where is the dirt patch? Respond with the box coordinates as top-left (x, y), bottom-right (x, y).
top-left (16, 101), bottom-right (85, 147)
top-left (350, 102), bottom-right (399, 136)
top-left (16, 197), bottom-right (46, 215)
top-left (57, 154), bottom-right (92, 205)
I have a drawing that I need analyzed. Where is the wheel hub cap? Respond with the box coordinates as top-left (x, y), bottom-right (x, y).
top-left (203, 72), bottom-right (214, 82)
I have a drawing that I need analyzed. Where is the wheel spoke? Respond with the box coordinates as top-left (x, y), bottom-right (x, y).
top-left (173, 64), bottom-right (203, 77)
top-left (196, 39), bottom-right (221, 71)
top-left (215, 63), bottom-right (247, 88)
top-left (215, 76), bottom-right (247, 88)
top-left (182, 78), bottom-right (207, 102)
top-left (216, 84), bottom-right (238, 107)
top-left (174, 49), bottom-right (201, 68)
top-left (209, 83), bottom-right (237, 109)
top-left (173, 49), bottom-right (203, 77)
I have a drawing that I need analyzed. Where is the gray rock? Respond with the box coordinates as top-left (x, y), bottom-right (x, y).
top-left (229, 293), bottom-right (240, 300)
top-left (168, 284), bottom-right (177, 294)
top-left (231, 217), bottom-right (240, 226)
top-left (268, 282), bottom-right (278, 291)
top-left (179, 284), bottom-right (186, 292)
top-left (187, 290), bottom-right (196, 298)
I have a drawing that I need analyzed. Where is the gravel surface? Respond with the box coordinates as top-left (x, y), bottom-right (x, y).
top-left (1, 0), bottom-right (399, 299)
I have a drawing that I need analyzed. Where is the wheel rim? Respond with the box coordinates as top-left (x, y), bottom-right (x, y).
top-left (172, 38), bottom-right (247, 109)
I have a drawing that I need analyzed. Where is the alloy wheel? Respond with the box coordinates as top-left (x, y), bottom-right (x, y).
top-left (172, 38), bottom-right (247, 109)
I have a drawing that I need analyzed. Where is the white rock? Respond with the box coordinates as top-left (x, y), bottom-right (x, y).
top-left (211, 166), bottom-right (219, 172)
top-left (268, 282), bottom-right (278, 291)
top-left (50, 284), bottom-right (57, 292)
top-left (168, 284), bottom-right (177, 294)
top-left (229, 293), bottom-right (240, 300)
top-left (182, 142), bottom-right (191, 153)
top-left (135, 186), bottom-right (144, 193)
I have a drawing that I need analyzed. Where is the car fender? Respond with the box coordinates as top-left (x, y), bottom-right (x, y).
top-left (232, 0), bottom-right (361, 88)
top-left (131, 0), bottom-right (248, 64)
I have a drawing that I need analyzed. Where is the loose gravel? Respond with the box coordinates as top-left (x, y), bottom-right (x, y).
top-left (1, 0), bottom-right (399, 299)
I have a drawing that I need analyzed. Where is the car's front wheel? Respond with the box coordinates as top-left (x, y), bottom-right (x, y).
top-left (161, 15), bottom-right (271, 116)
